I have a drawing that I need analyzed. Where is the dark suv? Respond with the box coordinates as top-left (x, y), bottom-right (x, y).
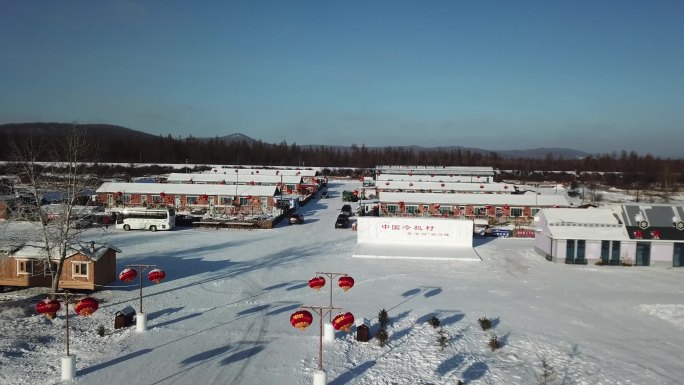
top-left (289, 213), bottom-right (304, 224)
top-left (341, 204), bottom-right (353, 217)
top-left (335, 214), bottom-right (350, 228)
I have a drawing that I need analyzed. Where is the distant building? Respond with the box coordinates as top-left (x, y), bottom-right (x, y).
top-left (535, 205), bottom-right (684, 267)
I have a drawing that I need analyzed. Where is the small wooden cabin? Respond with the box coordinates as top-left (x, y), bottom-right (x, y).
top-left (0, 242), bottom-right (120, 290)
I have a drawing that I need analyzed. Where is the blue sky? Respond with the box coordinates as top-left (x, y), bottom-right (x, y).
top-left (1, 1), bottom-right (683, 157)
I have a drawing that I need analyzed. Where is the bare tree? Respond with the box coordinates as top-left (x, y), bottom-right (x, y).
top-left (4, 125), bottom-right (99, 298)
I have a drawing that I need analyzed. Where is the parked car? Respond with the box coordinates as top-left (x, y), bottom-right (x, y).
top-left (289, 213), bottom-right (304, 224)
top-left (341, 204), bottom-right (353, 216)
top-left (335, 214), bottom-right (350, 228)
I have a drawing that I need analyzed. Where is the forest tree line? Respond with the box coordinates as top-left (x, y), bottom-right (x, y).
top-left (1, 124), bottom-right (682, 189)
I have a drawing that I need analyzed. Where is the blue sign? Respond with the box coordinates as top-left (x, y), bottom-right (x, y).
top-left (491, 229), bottom-right (511, 238)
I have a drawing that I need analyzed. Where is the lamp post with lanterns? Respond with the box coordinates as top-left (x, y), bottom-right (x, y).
top-left (35, 291), bottom-right (99, 380)
top-left (119, 264), bottom-right (166, 332)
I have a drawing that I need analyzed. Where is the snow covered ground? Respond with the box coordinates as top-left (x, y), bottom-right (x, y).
top-left (2, 181), bottom-right (684, 385)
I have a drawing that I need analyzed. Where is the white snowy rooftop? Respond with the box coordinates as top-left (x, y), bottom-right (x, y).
top-left (96, 182), bottom-right (279, 197)
top-left (379, 191), bottom-right (571, 207)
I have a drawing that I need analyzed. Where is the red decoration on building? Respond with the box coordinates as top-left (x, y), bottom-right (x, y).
top-left (434, 204), bottom-right (441, 209)
top-left (503, 204), bottom-right (510, 211)
top-left (308, 276), bottom-right (326, 291)
top-left (36, 298), bottom-right (61, 319)
top-left (635, 230), bottom-right (643, 239)
top-left (430, 174), bottom-right (435, 178)
top-left (74, 297), bottom-right (99, 316)
top-left (485, 205), bottom-right (492, 210)
top-left (147, 268), bottom-right (166, 284)
top-left (332, 312), bottom-right (355, 332)
top-left (290, 310), bottom-right (313, 331)
top-left (200, 194), bottom-right (209, 200)
top-left (480, 185), bottom-right (484, 189)
top-left (245, 195), bottom-right (252, 200)
top-left (652, 229), bottom-right (661, 239)
top-left (160, 192), bottom-right (166, 198)
top-left (248, 181), bottom-right (255, 186)
top-left (409, 182), bottom-right (413, 187)
top-left (119, 268), bottom-right (137, 283)
top-left (385, 182), bottom-right (390, 186)
top-left (353, 190), bottom-right (358, 196)
top-left (398, 201), bottom-right (405, 209)
top-left (116, 191), bottom-right (123, 197)
top-left (338, 276), bottom-right (354, 292)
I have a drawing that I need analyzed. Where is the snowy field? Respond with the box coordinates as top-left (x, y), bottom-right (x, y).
top-left (2, 181), bottom-right (684, 385)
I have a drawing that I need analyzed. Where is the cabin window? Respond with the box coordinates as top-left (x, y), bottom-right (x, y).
top-left (151, 195), bottom-right (161, 203)
top-left (510, 207), bottom-right (523, 217)
top-left (186, 196), bottom-right (199, 205)
top-left (406, 205), bottom-right (419, 215)
top-left (386, 204), bottom-right (399, 214)
top-left (17, 259), bottom-right (33, 275)
top-left (72, 262), bottom-right (89, 278)
top-left (438, 206), bottom-right (452, 216)
top-left (220, 196), bottom-right (233, 205)
top-left (122, 194), bottom-right (131, 203)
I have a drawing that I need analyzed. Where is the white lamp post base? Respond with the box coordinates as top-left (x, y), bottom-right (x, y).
top-left (313, 369), bottom-right (327, 385)
top-left (61, 355), bottom-right (75, 380)
top-left (136, 313), bottom-right (148, 332)
top-left (323, 322), bottom-right (335, 342)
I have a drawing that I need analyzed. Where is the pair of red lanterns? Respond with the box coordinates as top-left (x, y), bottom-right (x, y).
top-left (119, 267), bottom-right (166, 284)
top-left (290, 310), bottom-right (354, 332)
top-left (35, 297), bottom-right (99, 319)
top-left (307, 275), bottom-right (354, 292)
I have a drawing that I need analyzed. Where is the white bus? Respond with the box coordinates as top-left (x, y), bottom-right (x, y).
top-left (114, 208), bottom-right (175, 231)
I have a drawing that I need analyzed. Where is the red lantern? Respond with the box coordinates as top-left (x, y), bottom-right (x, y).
top-left (477, 176), bottom-right (481, 179)
top-left (36, 298), bottom-right (61, 319)
top-left (332, 312), bottom-right (355, 332)
top-left (485, 205), bottom-right (492, 210)
top-left (385, 182), bottom-right (390, 186)
top-left (430, 174), bottom-right (434, 178)
top-left (398, 201), bottom-right (405, 209)
top-left (290, 310), bottom-right (313, 331)
top-left (409, 182), bottom-right (413, 187)
top-left (504, 185), bottom-right (509, 190)
top-left (74, 297), bottom-right (99, 316)
top-left (652, 229), bottom-right (661, 239)
top-left (503, 204), bottom-right (510, 211)
top-left (353, 190), bottom-right (358, 196)
top-left (245, 195), bottom-right (252, 200)
top-left (338, 276), bottom-right (354, 292)
top-left (116, 191), bottom-right (123, 197)
top-left (308, 276), bottom-right (326, 291)
top-left (408, 172), bottom-right (413, 176)
top-left (201, 194), bottom-right (209, 200)
top-left (480, 185), bottom-right (484, 189)
top-left (440, 183), bottom-right (445, 188)
top-left (147, 268), bottom-right (166, 284)
top-left (635, 230), bottom-right (643, 239)
top-left (248, 181), bottom-right (255, 186)
top-left (119, 268), bottom-right (137, 283)
top-left (160, 192), bottom-right (166, 198)
top-left (434, 204), bottom-right (441, 209)
top-left (553, 205), bottom-right (560, 208)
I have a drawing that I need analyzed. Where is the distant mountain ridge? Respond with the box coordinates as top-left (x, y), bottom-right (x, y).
top-left (0, 122), bottom-right (589, 160)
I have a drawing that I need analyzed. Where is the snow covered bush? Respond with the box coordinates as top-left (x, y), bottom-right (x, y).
top-left (478, 317), bottom-right (492, 330)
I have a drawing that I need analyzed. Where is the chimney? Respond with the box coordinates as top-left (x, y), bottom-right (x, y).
top-left (90, 241), bottom-right (96, 253)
